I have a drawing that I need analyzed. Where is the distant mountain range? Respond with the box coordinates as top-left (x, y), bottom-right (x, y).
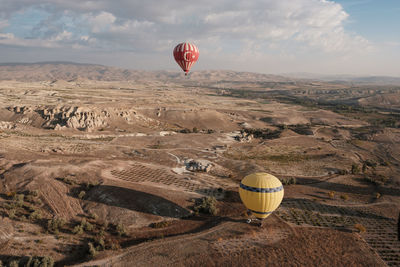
top-left (0, 62), bottom-right (399, 85)
top-left (283, 72), bottom-right (400, 85)
top-left (0, 61), bottom-right (291, 83)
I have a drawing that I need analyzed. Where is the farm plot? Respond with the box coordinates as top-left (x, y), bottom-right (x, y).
top-left (109, 162), bottom-right (221, 196)
top-left (276, 199), bottom-right (400, 266)
top-left (211, 218), bottom-right (292, 257)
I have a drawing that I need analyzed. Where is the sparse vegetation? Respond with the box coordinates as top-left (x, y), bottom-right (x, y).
top-left (47, 217), bottom-right (66, 234)
top-left (363, 174), bottom-right (390, 186)
top-left (21, 256), bottom-right (54, 267)
top-left (193, 196), bottom-right (219, 215)
top-left (88, 242), bottom-right (97, 258)
top-left (225, 149), bottom-right (334, 163)
top-left (13, 193), bottom-right (25, 207)
top-left (281, 177), bottom-right (297, 185)
top-left (151, 220), bottom-right (173, 228)
top-left (94, 235), bottom-right (106, 251)
top-left (72, 219), bottom-right (94, 234)
top-left (72, 224), bottom-right (84, 235)
top-left (78, 190), bottom-right (86, 199)
top-left (56, 177), bottom-right (76, 185)
top-left (83, 219), bottom-right (94, 232)
top-left (29, 209), bottom-right (42, 221)
top-left (2, 65), bottom-right (400, 267)
top-left (242, 128), bottom-right (282, 139)
top-left (89, 212), bottom-right (99, 221)
top-left (29, 189), bottom-right (39, 197)
top-left (7, 209), bottom-right (16, 219)
top-left (351, 164), bottom-right (360, 174)
top-left (116, 223), bottom-right (127, 237)
top-left (362, 162), bottom-right (367, 173)
top-left (6, 191), bottom-right (16, 198)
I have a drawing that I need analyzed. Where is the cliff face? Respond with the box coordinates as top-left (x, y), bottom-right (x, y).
top-left (6, 105), bottom-right (148, 132)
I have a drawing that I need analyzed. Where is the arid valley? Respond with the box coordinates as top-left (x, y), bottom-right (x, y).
top-left (0, 63), bottom-right (399, 266)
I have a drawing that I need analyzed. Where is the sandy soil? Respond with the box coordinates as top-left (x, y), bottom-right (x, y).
top-left (0, 65), bottom-right (399, 266)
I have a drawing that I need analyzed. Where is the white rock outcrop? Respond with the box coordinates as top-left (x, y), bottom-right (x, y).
top-left (184, 159), bottom-right (213, 172)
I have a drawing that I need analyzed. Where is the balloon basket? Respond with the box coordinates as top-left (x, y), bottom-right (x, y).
top-left (245, 218), bottom-right (264, 227)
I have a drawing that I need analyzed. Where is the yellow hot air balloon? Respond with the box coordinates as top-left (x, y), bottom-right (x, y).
top-left (239, 172), bottom-right (284, 220)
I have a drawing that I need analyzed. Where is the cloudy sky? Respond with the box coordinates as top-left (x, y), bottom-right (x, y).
top-left (0, 0), bottom-right (399, 76)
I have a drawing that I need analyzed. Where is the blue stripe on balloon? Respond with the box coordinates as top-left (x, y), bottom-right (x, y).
top-left (240, 183), bottom-right (283, 193)
top-left (248, 209), bottom-right (274, 215)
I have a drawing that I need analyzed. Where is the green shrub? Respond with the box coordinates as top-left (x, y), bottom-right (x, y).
top-left (88, 242), bottom-right (97, 258)
top-left (110, 239), bottom-right (121, 250)
top-left (32, 258), bottom-right (41, 266)
top-left (193, 197), bottom-right (219, 215)
top-left (30, 256), bottom-right (54, 267)
top-left (29, 190), bottom-right (39, 197)
top-left (72, 224), bottom-right (83, 235)
top-left (351, 164), bottom-right (360, 174)
top-left (8, 209), bottom-right (16, 219)
top-left (89, 213), bottom-right (99, 221)
top-left (13, 193), bottom-right (25, 207)
top-left (29, 210), bottom-right (42, 221)
top-left (150, 221), bottom-right (172, 228)
top-left (116, 223), bottom-right (126, 237)
top-left (82, 181), bottom-right (100, 190)
top-left (94, 235), bottom-right (106, 250)
top-left (78, 191), bottom-right (86, 199)
top-left (83, 220), bottom-right (94, 232)
top-left (281, 177), bottom-right (296, 185)
top-left (362, 163), bottom-right (367, 173)
top-left (47, 217), bottom-right (66, 234)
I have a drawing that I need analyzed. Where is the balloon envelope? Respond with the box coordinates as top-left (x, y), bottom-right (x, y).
top-left (239, 173), bottom-right (284, 219)
top-left (173, 42), bottom-right (199, 74)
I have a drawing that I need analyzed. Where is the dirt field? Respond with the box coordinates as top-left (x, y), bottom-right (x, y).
top-left (0, 64), bottom-right (399, 266)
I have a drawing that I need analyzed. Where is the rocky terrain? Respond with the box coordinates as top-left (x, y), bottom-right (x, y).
top-left (0, 63), bottom-right (399, 266)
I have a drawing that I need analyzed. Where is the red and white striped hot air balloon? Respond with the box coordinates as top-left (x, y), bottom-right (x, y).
top-left (173, 42), bottom-right (199, 75)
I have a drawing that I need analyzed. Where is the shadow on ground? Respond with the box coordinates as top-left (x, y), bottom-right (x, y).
top-left (85, 185), bottom-right (190, 218)
top-left (297, 177), bottom-right (400, 197)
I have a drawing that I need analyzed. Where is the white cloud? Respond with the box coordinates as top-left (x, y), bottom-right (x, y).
top-left (0, 0), bottom-right (371, 52)
top-left (51, 30), bottom-right (72, 41)
top-left (0, 20), bottom-right (9, 30)
top-left (0, 0), bottom-right (395, 75)
top-left (86, 11), bottom-right (116, 33)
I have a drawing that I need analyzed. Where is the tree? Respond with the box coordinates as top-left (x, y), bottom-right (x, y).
top-left (351, 164), bottom-right (360, 174)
